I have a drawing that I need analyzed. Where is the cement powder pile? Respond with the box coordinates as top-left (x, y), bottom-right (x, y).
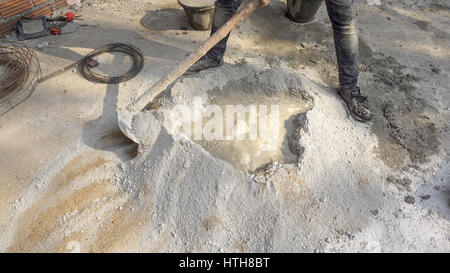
top-left (116, 64), bottom-right (449, 252)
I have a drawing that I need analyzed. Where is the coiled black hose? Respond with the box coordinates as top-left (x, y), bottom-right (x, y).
top-left (79, 43), bottom-right (144, 84)
top-left (39, 43), bottom-right (144, 84)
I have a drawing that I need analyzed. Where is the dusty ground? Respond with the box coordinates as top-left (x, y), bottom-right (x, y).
top-left (0, 0), bottom-right (449, 252)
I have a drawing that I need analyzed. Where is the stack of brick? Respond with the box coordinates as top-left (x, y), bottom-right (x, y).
top-left (0, 0), bottom-right (69, 37)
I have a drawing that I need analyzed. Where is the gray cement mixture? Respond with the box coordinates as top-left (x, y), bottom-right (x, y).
top-left (0, 0), bottom-right (449, 252)
top-left (127, 64), bottom-right (314, 172)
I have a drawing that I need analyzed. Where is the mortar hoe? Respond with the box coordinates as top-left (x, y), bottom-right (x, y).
top-left (118, 0), bottom-right (261, 143)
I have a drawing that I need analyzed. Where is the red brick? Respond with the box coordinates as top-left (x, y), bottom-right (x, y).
top-left (0, 0), bottom-right (33, 19)
top-left (0, 19), bottom-right (18, 37)
top-left (33, 0), bottom-right (50, 6)
top-left (24, 4), bottom-right (52, 18)
top-left (52, 0), bottom-right (67, 9)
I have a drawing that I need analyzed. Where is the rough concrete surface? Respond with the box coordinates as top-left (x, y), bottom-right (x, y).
top-left (0, 0), bottom-right (449, 252)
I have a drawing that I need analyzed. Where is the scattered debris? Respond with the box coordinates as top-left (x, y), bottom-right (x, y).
top-left (387, 175), bottom-right (412, 192)
top-left (404, 196), bottom-right (416, 204)
top-left (430, 64), bottom-right (441, 74)
top-left (420, 195), bottom-right (431, 200)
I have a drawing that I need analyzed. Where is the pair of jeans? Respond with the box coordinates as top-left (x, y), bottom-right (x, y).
top-left (206, 0), bottom-right (359, 91)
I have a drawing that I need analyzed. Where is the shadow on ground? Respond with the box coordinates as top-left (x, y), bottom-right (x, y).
top-left (81, 65), bottom-right (138, 162)
top-left (140, 8), bottom-right (192, 31)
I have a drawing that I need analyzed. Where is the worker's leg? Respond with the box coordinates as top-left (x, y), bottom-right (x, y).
top-left (206, 0), bottom-right (244, 61)
top-left (326, 0), bottom-right (372, 122)
top-left (325, 0), bottom-right (358, 91)
top-left (187, 0), bottom-right (243, 73)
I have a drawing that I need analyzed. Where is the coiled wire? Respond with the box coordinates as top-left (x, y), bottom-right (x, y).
top-left (0, 40), bottom-right (41, 115)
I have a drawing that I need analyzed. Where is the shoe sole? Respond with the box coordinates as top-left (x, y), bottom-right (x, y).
top-left (338, 92), bottom-right (372, 123)
top-left (348, 108), bottom-right (372, 123)
top-left (184, 62), bottom-right (224, 76)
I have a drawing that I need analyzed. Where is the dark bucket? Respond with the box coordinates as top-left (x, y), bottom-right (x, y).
top-left (287, 0), bottom-right (324, 24)
top-left (178, 0), bottom-right (215, 31)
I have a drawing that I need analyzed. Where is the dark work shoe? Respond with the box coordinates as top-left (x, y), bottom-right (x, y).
top-left (338, 87), bottom-right (373, 122)
top-left (186, 55), bottom-right (223, 74)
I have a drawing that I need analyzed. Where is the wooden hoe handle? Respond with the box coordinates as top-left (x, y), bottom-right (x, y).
top-left (128, 0), bottom-right (260, 113)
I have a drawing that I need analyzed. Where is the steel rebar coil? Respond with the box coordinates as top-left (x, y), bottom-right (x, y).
top-left (0, 40), bottom-right (41, 115)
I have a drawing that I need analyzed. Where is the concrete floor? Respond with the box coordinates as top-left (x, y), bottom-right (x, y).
top-left (0, 0), bottom-right (448, 252)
